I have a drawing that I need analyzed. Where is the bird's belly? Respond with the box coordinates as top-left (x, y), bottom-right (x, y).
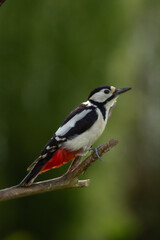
top-left (63, 113), bottom-right (107, 151)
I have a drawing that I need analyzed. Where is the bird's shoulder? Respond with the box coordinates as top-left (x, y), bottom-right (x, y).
top-left (55, 101), bottom-right (98, 138)
top-left (40, 101), bottom-right (98, 155)
top-left (60, 101), bottom-right (95, 127)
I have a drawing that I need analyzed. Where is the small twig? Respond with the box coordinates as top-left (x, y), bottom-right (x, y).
top-left (0, 139), bottom-right (118, 202)
top-left (0, 0), bottom-right (6, 7)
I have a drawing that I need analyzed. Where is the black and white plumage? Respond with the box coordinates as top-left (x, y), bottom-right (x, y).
top-left (20, 85), bottom-right (131, 186)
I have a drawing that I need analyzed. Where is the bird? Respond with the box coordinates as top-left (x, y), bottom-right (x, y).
top-left (20, 85), bottom-right (131, 186)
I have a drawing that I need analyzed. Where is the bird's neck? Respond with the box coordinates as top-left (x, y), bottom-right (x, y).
top-left (89, 100), bottom-right (106, 120)
top-left (106, 98), bottom-right (117, 118)
top-left (89, 98), bottom-right (117, 120)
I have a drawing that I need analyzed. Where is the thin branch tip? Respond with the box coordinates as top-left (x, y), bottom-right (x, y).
top-left (76, 179), bottom-right (90, 188)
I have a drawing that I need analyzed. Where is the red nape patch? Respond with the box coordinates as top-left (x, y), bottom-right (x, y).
top-left (40, 148), bottom-right (79, 173)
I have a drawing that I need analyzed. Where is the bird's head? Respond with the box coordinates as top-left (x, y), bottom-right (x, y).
top-left (88, 85), bottom-right (131, 105)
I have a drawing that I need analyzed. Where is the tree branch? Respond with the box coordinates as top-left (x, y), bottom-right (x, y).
top-left (0, 139), bottom-right (118, 202)
top-left (0, 0), bottom-right (6, 7)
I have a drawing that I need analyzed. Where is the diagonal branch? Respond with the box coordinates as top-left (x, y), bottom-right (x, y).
top-left (0, 139), bottom-right (118, 202)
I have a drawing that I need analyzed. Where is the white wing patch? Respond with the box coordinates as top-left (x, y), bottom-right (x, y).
top-left (55, 136), bottom-right (66, 141)
top-left (55, 109), bottom-right (92, 137)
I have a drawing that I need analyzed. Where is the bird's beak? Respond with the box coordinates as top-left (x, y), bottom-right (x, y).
top-left (115, 87), bottom-right (132, 95)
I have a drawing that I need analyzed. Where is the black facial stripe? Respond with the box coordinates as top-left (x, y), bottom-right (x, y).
top-left (90, 91), bottom-right (116, 107)
top-left (106, 93), bottom-right (116, 102)
top-left (89, 100), bottom-right (106, 120)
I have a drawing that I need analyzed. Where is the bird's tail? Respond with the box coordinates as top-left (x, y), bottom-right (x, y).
top-left (19, 148), bottom-right (79, 186)
top-left (20, 159), bottom-right (44, 186)
top-left (20, 153), bottom-right (53, 186)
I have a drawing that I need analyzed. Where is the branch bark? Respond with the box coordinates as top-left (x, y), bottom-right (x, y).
top-left (0, 139), bottom-right (118, 202)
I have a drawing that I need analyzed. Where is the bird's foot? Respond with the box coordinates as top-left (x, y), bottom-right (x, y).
top-left (89, 144), bottom-right (104, 161)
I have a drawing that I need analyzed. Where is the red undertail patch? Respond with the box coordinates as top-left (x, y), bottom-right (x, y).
top-left (40, 148), bottom-right (79, 173)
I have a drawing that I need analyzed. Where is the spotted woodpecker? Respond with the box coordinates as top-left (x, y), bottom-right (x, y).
top-left (20, 85), bottom-right (131, 186)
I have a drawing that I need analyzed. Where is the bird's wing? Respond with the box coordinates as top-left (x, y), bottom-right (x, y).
top-left (55, 103), bottom-right (98, 140)
top-left (42, 103), bottom-right (98, 152)
top-left (38, 104), bottom-right (88, 156)
top-left (27, 103), bottom-right (98, 171)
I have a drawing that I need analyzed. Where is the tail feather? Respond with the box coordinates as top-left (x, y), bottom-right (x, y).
top-left (20, 159), bottom-right (46, 186)
top-left (27, 156), bottom-right (41, 172)
top-left (20, 152), bottom-right (54, 186)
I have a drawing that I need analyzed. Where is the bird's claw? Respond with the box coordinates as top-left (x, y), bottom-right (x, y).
top-left (89, 144), bottom-right (104, 161)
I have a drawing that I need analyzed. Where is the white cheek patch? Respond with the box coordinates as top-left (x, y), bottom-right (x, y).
top-left (90, 91), bottom-right (106, 102)
top-left (89, 89), bottom-right (113, 102)
top-left (89, 91), bottom-right (104, 102)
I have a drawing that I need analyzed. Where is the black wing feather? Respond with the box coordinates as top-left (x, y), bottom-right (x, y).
top-left (41, 103), bottom-right (98, 154)
top-left (60, 103), bottom-right (88, 127)
top-left (62, 109), bottom-right (98, 139)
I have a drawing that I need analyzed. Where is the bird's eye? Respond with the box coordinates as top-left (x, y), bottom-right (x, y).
top-left (104, 89), bottom-right (110, 94)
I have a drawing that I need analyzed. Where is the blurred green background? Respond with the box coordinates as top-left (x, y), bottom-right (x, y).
top-left (0, 0), bottom-right (160, 239)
